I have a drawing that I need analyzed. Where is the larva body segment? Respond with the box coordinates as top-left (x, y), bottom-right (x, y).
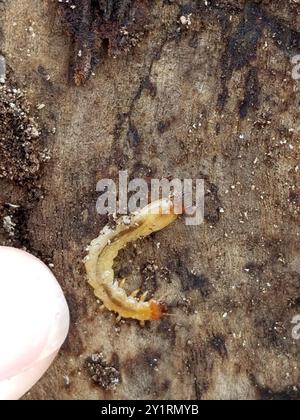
top-left (84, 199), bottom-right (177, 322)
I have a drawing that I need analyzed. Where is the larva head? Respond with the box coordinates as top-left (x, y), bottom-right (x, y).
top-left (149, 300), bottom-right (165, 321)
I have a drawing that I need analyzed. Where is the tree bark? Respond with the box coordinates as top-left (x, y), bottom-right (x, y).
top-left (0, 0), bottom-right (299, 400)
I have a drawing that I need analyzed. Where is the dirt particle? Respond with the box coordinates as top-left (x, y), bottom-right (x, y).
top-left (244, 261), bottom-right (264, 276)
top-left (85, 352), bottom-right (121, 390)
top-left (2, 215), bottom-right (16, 237)
top-left (141, 260), bottom-right (159, 297)
top-left (0, 81), bottom-right (45, 184)
top-left (210, 334), bottom-right (228, 357)
top-left (204, 183), bottom-right (223, 226)
top-left (0, 204), bottom-right (33, 249)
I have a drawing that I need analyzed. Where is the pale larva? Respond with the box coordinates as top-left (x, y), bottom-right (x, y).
top-left (84, 198), bottom-right (177, 323)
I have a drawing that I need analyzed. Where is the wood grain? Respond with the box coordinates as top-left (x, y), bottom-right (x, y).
top-left (0, 0), bottom-right (299, 400)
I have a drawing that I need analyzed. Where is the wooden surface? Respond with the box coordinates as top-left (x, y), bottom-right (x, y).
top-left (0, 0), bottom-right (299, 400)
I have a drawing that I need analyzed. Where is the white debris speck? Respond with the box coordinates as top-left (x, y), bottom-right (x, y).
top-left (3, 216), bottom-right (16, 237)
top-left (122, 216), bottom-right (131, 225)
top-left (180, 14), bottom-right (192, 27)
top-left (6, 203), bottom-right (20, 209)
top-left (30, 126), bottom-right (40, 138)
top-left (63, 375), bottom-right (70, 386)
top-left (0, 55), bottom-right (6, 84)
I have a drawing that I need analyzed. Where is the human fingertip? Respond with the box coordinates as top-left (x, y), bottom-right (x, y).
top-left (0, 247), bottom-right (70, 400)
